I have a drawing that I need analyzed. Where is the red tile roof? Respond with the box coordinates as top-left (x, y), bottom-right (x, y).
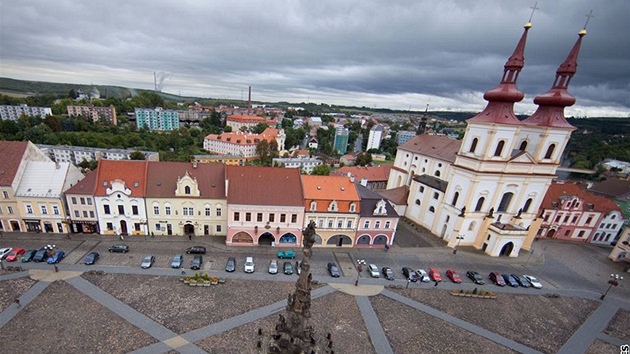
top-left (398, 135), bottom-right (461, 163)
top-left (94, 160), bottom-right (149, 197)
top-left (334, 164), bottom-right (392, 182)
top-left (65, 169), bottom-right (97, 195)
top-left (301, 175), bottom-right (360, 202)
top-left (146, 162), bottom-right (225, 198)
top-left (542, 182), bottom-right (622, 213)
top-left (0, 140), bottom-right (28, 186)
top-left (226, 166), bottom-right (303, 206)
top-left (588, 179), bottom-right (630, 199)
top-left (376, 186), bottom-right (409, 205)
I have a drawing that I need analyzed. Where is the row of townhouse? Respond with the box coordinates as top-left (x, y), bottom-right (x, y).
top-left (536, 181), bottom-right (626, 244)
top-left (0, 141), bottom-right (84, 235)
top-left (64, 161), bottom-right (400, 248)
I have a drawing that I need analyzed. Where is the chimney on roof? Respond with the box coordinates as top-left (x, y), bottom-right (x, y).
top-left (193, 161), bottom-right (198, 169)
top-left (349, 176), bottom-right (355, 183)
top-left (360, 178), bottom-right (368, 187)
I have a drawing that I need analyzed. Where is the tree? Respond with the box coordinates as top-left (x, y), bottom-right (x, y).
top-left (311, 164), bottom-right (330, 176)
top-left (251, 123), bottom-right (269, 134)
top-left (355, 152), bottom-right (372, 166)
top-left (256, 139), bottom-right (270, 165)
top-left (129, 150), bottom-right (146, 160)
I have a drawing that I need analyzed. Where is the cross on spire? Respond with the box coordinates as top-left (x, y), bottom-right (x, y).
top-left (528, 2), bottom-right (539, 23)
top-left (583, 10), bottom-right (594, 30)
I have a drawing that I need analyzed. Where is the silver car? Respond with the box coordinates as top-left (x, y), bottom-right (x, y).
top-left (141, 255), bottom-right (155, 269)
top-left (415, 269), bottom-right (430, 283)
top-left (268, 259), bottom-right (278, 274)
top-left (367, 264), bottom-right (380, 278)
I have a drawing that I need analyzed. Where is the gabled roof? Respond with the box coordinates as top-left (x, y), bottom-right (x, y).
top-left (375, 186), bottom-right (409, 205)
top-left (146, 162), bottom-right (225, 198)
top-left (94, 160), bottom-right (149, 197)
top-left (355, 183), bottom-right (399, 217)
top-left (413, 174), bottom-right (449, 193)
top-left (301, 175), bottom-right (360, 202)
top-left (542, 182), bottom-right (622, 213)
top-left (398, 135), bottom-right (461, 163)
top-left (334, 164), bottom-right (392, 183)
top-left (588, 179), bottom-right (630, 199)
top-left (0, 140), bottom-right (28, 186)
top-left (66, 169), bottom-right (97, 195)
top-left (226, 166), bottom-right (303, 206)
top-left (16, 161), bottom-right (71, 198)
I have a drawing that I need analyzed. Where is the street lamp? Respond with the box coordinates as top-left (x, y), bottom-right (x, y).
top-left (453, 234), bottom-right (465, 254)
top-left (600, 274), bottom-right (623, 300)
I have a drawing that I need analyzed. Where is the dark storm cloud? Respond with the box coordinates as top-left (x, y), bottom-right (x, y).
top-left (1, 0), bottom-right (628, 116)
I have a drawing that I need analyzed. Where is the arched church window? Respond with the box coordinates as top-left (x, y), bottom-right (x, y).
top-left (523, 198), bottom-right (532, 213)
top-left (475, 197), bottom-right (485, 212)
top-left (544, 144), bottom-right (556, 159)
top-left (498, 192), bottom-right (514, 212)
top-left (494, 140), bottom-right (505, 157)
top-left (184, 186), bottom-right (191, 194)
top-left (469, 138), bottom-right (478, 153)
top-left (519, 141), bottom-right (527, 151)
top-left (452, 192), bottom-right (459, 206)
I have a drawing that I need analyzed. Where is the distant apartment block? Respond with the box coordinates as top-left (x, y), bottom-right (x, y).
top-left (366, 125), bottom-right (384, 151)
top-left (333, 127), bottom-right (349, 154)
top-left (135, 108), bottom-right (180, 131)
top-left (225, 115), bottom-right (276, 131)
top-left (67, 105), bottom-right (117, 125)
top-left (273, 157), bottom-right (323, 174)
top-left (193, 154), bottom-right (246, 166)
top-left (203, 128), bottom-right (286, 159)
top-left (0, 104), bottom-right (52, 120)
top-left (37, 144), bottom-right (159, 165)
top-left (396, 131), bottom-right (416, 145)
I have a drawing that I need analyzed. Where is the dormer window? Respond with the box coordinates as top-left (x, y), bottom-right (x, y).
top-left (310, 201), bottom-right (317, 211)
top-left (373, 200), bottom-right (387, 215)
top-left (349, 203), bottom-right (356, 212)
top-left (328, 201), bottom-right (338, 212)
top-left (185, 186), bottom-right (191, 195)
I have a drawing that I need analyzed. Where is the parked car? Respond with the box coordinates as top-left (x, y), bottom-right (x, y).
top-left (141, 255), bottom-right (155, 269)
top-left (382, 267), bottom-right (395, 280)
top-left (0, 247), bottom-right (13, 259)
top-left (186, 246), bottom-right (206, 254)
top-left (501, 274), bottom-right (519, 287)
top-left (283, 261), bottom-right (294, 275)
top-left (428, 268), bottom-right (442, 282)
top-left (277, 250), bottom-right (295, 259)
top-left (244, 257), bottom-right (255, 273)
top-left (268, 259), bottom-right (279, 274)
top-left (295, 260), bottom-right (301, 275)
top-left (21, 249), bottom-right (38, 263)
top-left (402, 267), bottom-right (418, 282)
top-left (84, 252), bottom-right (100, 265)
top-left (5, 248), bottom-right (26, 262)
top-left (367, 264), bottom-right (380, 278)
top-left (225, 257), bottom-right (236, 272)
top-left (327, 262), bottom-right (341, 277)
top-left (47, 250), bottom-right (65, 264)
top-left (489, 272), bottom-right (506, 286)
top-left (109, 244), bottom-right (129, 253)
top-left (466, 271), bottom-right (485, 285)
top-left (524, 275), bottom-right (543, 289)
top-left (511, 274), bottom-right (531, 288)
top-left (190, 255), bottom-right (203, 270)
top-left (171, 254), bottom-right (184, 268)
top-left (33, 249), bottom-right (50, 262)
top-left (446, 269), bottom-right (462, 283)
top-left (415, 269), bottom-right (430, 283)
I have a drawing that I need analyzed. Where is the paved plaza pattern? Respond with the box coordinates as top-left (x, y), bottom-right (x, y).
top-left (0, 231), bottom-right (629, 353)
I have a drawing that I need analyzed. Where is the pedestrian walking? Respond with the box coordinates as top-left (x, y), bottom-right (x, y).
top-left (151, 231), bottom-right (155, 239)
top-left (54, 265), bottom-right (59, 272)
top-left (15, 298), bottom-right (20, 308)
top-left (181, 270), bottom-right (186, 275)
top-left (188, 233), bottom-right (192, 241)
top-left (434, 280), bottom-right (439, 287)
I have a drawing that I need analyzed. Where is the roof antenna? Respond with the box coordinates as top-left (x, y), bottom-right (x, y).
top-left (582, 10), bottom-right (594, 31)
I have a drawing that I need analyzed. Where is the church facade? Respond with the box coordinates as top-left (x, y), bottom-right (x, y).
top-left (387, 22), bottom-right (587, 257)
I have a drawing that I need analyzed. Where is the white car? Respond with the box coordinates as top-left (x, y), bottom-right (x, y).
top-left (268, 259), bottom-right (278, 274)
top-left (524, 275), bottom-right (542, 289)
top-left (415, 269), bottom-right (430, 283)
top-left (0, 247), bottom-right (13, 260)
top-left (244, 257), bottom-right (255, 273)
top-left (367, 264), bottom-right (380, 278)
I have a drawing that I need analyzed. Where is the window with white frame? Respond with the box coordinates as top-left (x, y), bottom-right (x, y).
top-left (310, 201), bottom-right (317, 211)
top-left (165, 206), bottom-right (171, 215)
top-left (216, 207), bottom-right (222, 217)
top-left (349, 203), bottom-right (356, 212)
top-left (154, 206), bottom-right (159, 215)
top-left (74, 210), bottom-right (80, 217)
top-left (337, 220), bottom-right (342, 228)
top-left (89, 211), bottom-right (94, 218)
top-left (26, 204), bottom-right (33, 214)
top-left (52, 205), bottom-right (59, 215)
top-left (328, 220), bottom-right (333, 228)
top-left (40, 205), bottom-right (48, 214)
top-left (347, 220), bottom-right (352, 228)
top-left (385, 221), bottom-right (390, 229)
top-left (205, 207), bottom-right (211, 216)
top-left (375, 221), bottom-right (381, 228)
top-left (83, 211), bottom-right (88, 217)
top-left (7, 206), bottom-right (13, 214)
top-left (364, 220), bottom-right (370, 228)
top-left (216, 225), bottom-right (222, 233)
top-left (155, 224), bottom-right (161, 231)
top-left (328, 201), bottom-right (338, 212)
top-left (71, 197), bottom-right (77, 204)
top-left (87, 198), bottom-right (92, 205)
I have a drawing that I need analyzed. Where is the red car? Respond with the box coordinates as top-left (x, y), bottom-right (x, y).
top-left (428, 268), bottom-right (442, 282)
top-left (446, 269), bottom-right (462, 283)
top-left (489, 272), bottom-right (506, 287)
top-left (5, 248), bottom-right (26, 262)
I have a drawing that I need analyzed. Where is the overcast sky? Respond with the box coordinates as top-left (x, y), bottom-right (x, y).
top-left (1, 0), bottom-right (628, 117)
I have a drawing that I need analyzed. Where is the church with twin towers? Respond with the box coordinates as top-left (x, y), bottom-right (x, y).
top-left (387, 19), bottom-right (589, 257)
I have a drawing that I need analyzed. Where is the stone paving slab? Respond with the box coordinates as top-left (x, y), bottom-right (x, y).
top-left (557, 302), bottom-right (620, 354)
top-left (356, 295), bottom-right (394, 354)
top-left (0, 280), bottom-right (50, 329)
